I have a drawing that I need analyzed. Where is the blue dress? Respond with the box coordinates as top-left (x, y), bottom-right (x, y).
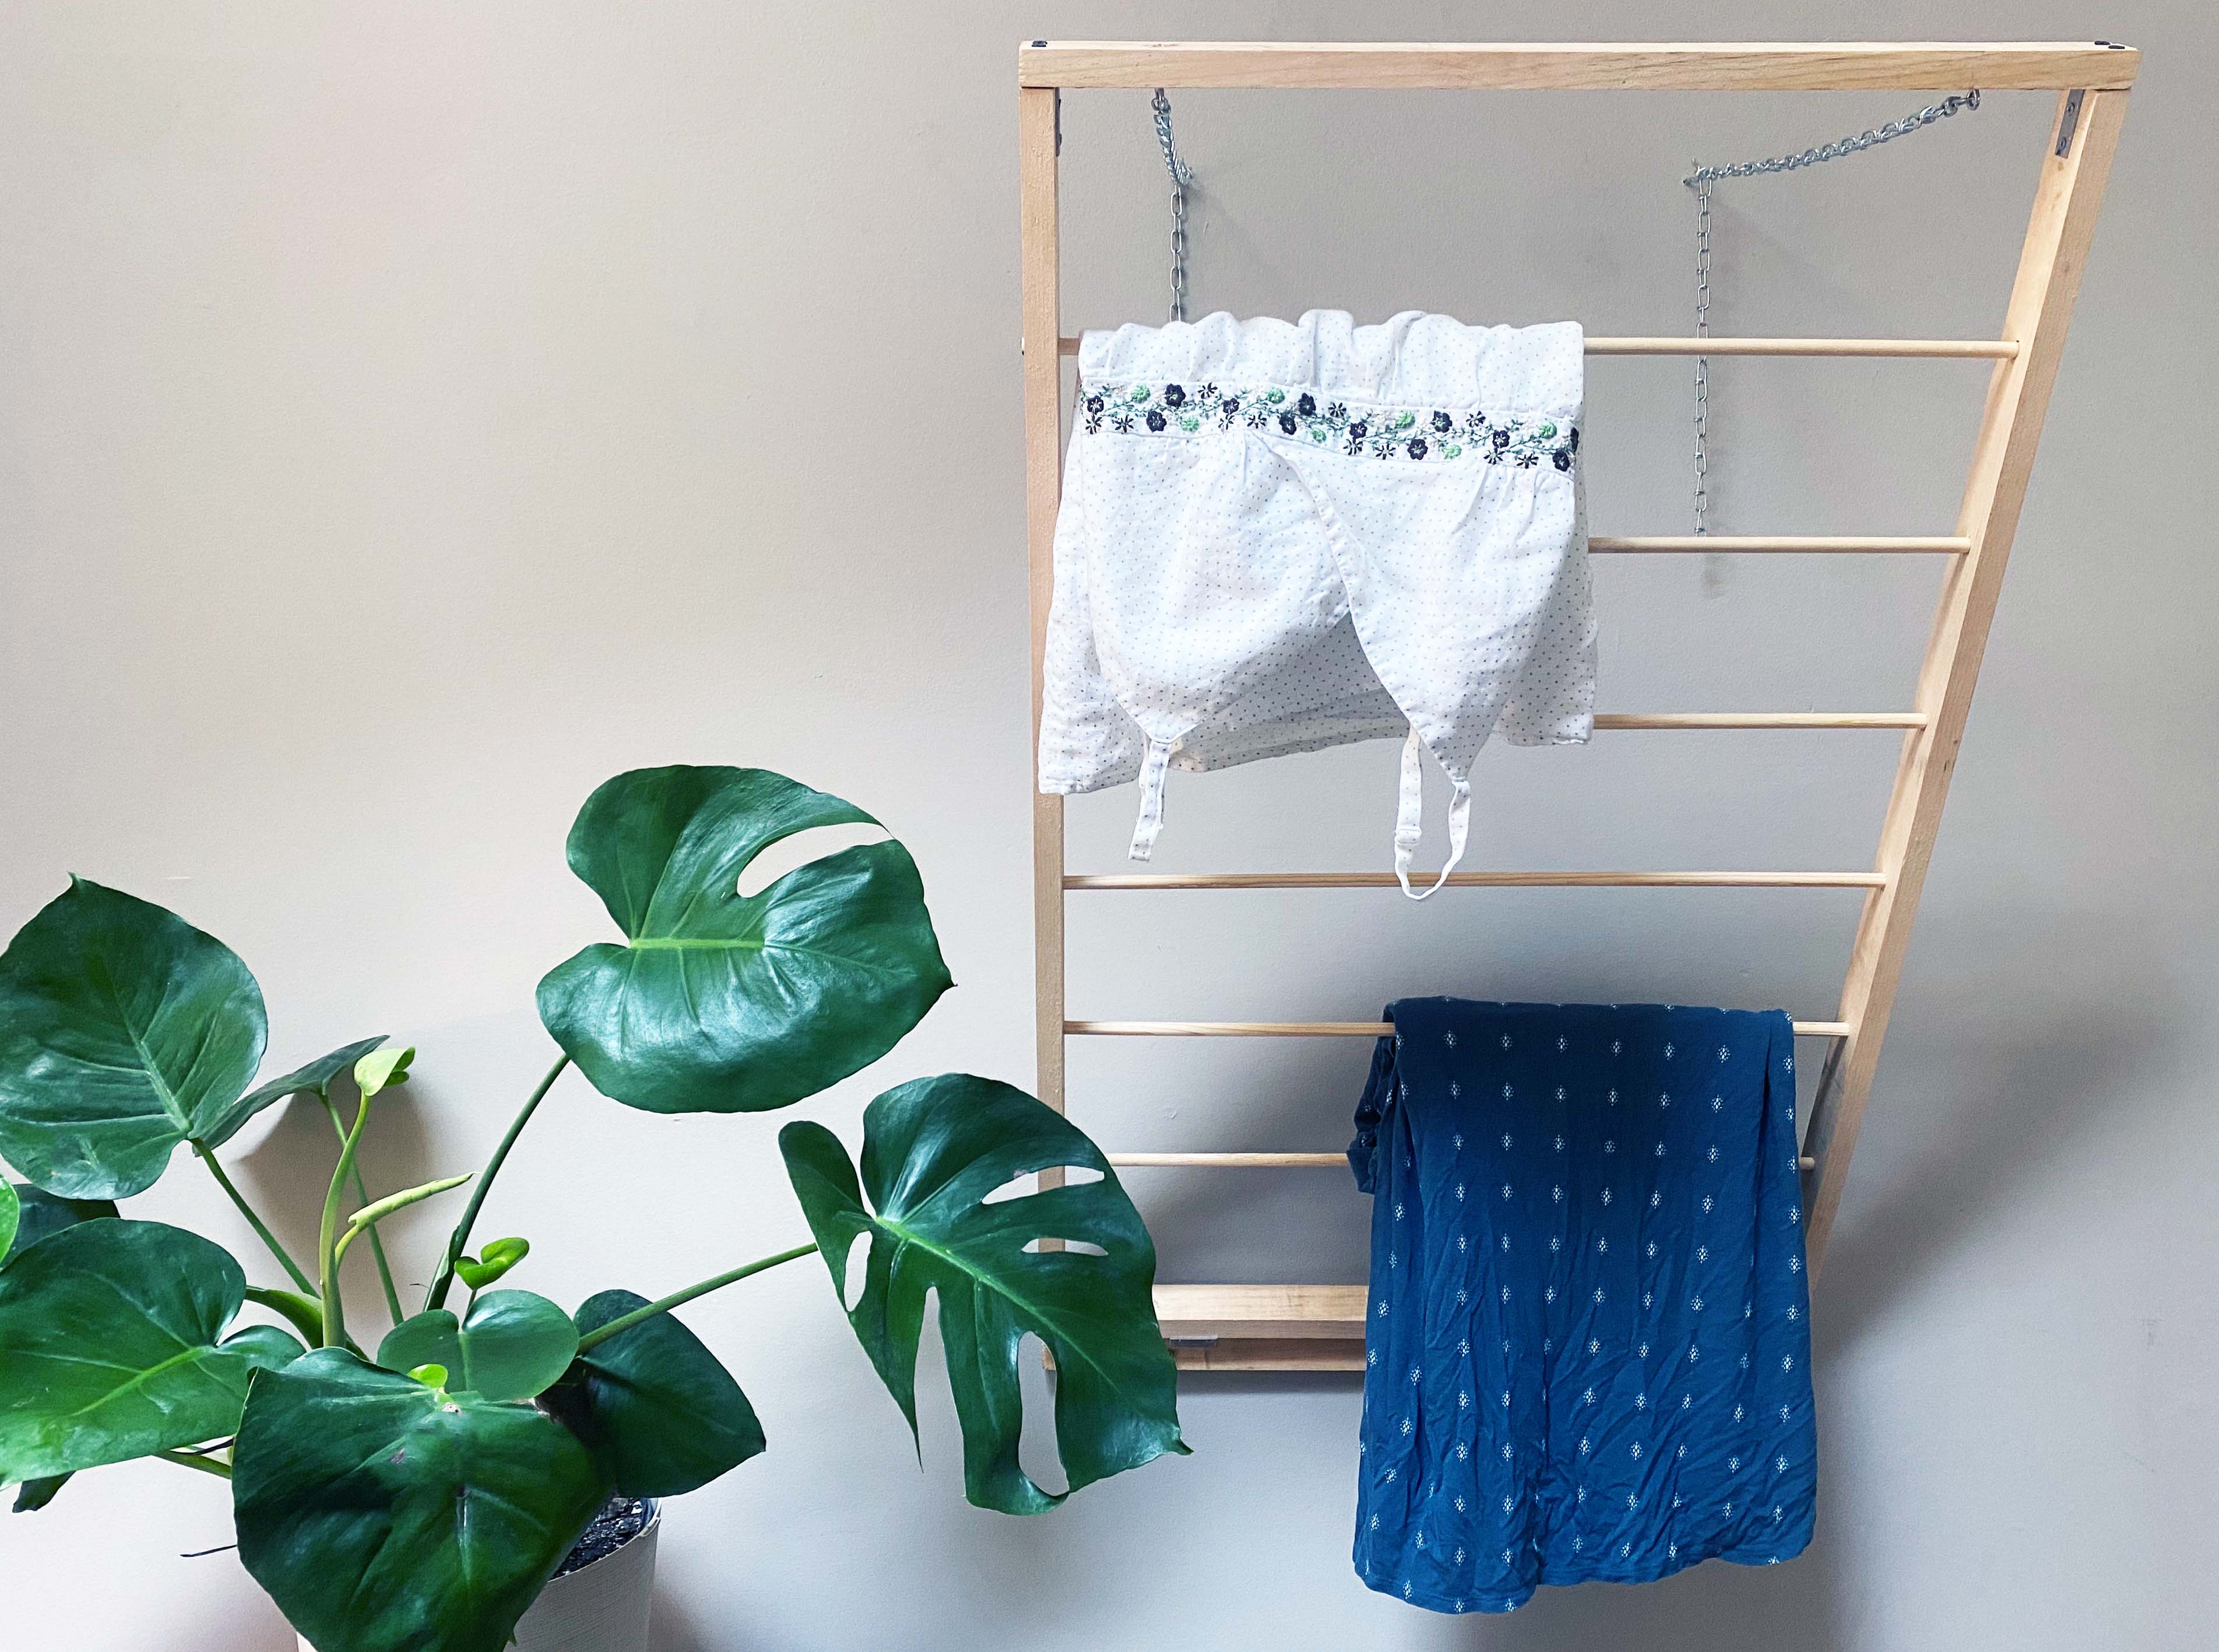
top-left (1348, 1000), bottom-right (1816, 1612)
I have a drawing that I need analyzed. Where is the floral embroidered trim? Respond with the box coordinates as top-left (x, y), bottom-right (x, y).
top-left (1081, 381), bottom-right (1578, 470)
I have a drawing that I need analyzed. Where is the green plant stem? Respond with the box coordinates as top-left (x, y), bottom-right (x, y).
top-left (320, 1095), bottom-right (403, 1327)
top-left (318, 1096), bottom-right (372, 1348)
top-left (424, 1052), bottom-right (569, 1312)
top-left (574, 1241), bottom-right (818, 1354)
top-left (191, 1143), bottom-right (315, 1295)
top-left (154, 1447), bottom-right (233, 1481)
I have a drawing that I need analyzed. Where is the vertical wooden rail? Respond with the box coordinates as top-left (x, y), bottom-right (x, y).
top-left (1800, 86), bottom-right (2128, 1273)
top-left (1019, 88), bottom-right (1067, 1179)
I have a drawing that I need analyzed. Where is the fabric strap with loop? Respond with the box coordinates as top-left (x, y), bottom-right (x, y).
top-left (1127, 737), bottom-right (1174, 861)
top-left (1393, 727), bottom-right (1471, 900)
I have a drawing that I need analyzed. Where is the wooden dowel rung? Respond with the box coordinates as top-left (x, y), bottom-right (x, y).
top-left (1596, 711), bottom-right (1925, 729)
top-left (1055, 336), bottom-right (2015, 360)
top-left (1065, 869), bottom-right (1886, 890)
top-left (1589, 535), bottom-right (1970, 554)
top-left (1069, 1019), bottom-right (1853, 1038)
top-left (1587, 337), bottom-right (2016, 358)
top-left (1109, 1150), bottom-right (1820, 1171)
top-left (1111, 1152), bottom-right (1347, 1168)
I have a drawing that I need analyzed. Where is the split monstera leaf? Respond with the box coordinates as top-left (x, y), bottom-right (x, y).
top-left (782, 1075), bottom-right (1185, 1513)
top-left (537, 766), bottom-right (955, 1113)
top-left (0, 765), bottom-right (1183, 1652)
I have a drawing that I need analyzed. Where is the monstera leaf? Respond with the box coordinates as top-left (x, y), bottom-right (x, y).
top-left (537, 766), bottom-right (952, 1114)
top-left (0, 1220), bottom-right (302, 1481)
top-left (779, 1075), bottom-right (1185, 1514)
top-left (0, 879), bottom-right (267, 1197)
top-left (1, 1182), bottom-right (117, 1267)
top-left (377, 1291), bottom-right (578, 1402)
top-left (204, 1033), bottom-right (390, 1146)
top-left (543, 1289), bottom-right (765, 1497)
top-left (234, 1350), bottom-right (607, 1652)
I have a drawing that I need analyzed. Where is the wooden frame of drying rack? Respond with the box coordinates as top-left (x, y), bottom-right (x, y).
top-left (1019, 41), bottom-right (2134, 1371)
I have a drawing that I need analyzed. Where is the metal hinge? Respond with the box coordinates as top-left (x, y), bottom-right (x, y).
top-left (2056, 89), bottom-right (2086, 157)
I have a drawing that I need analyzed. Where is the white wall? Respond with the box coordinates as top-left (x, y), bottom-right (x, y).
top-left (2, 4), bottom-right (2212, 1649)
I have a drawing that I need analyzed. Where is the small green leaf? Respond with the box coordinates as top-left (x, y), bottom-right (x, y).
top-left (0, 1220), bottom-right (303, 1481)
top-left (779, 1074), bottom-right (1185, 1515)
top-left (207, 1035), bottom-right (389, 1147)
top-left (13, 1473), bottom-right (70, 1513)
top-left (352, 1045), bottom-right (416, 1100)
top-left (0, 1183), bottom-right (14, 1264)
top-left (234, 1348), bottom-right (607, 1652)
top-left (543, 1289), bottom-right (765, 1496)
top-left (377, 1290), bottom-right (578, 1401)
top-left (537, 766), bottom-right (952, 1114)
top-left (407, 1363), bottom-right (449, 1389)
top-left (455, 1235), bottom-right (529, 1292)
top-left (0, 879), bottom-right (268, 1198)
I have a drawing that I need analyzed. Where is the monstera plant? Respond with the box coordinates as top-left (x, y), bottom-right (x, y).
top-left (0, 765), bottom-right (1184, 1651)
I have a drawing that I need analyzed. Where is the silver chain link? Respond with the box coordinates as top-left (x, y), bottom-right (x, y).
top-left (1693, 173), bottom-right (1712, 533)
top-left (1152, 89), bottom-right (1197, 323)
top-left (1683, 90), bottom-right (1979, 536)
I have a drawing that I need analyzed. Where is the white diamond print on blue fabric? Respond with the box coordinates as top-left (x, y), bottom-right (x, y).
top-left (1349, 1001), bottom-right (1816, 1614)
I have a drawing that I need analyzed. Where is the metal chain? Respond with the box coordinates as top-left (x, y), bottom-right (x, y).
top-left (1152, 89), bottom-right (1197, 323)
top-left (1683, 90), bottom-right (1979, 536)
top-left (1693, 172), bottom-right (1712, 534)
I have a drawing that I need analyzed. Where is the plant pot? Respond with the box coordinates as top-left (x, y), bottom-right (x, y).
top-left (293, 1499), bottom-right (659, 1652)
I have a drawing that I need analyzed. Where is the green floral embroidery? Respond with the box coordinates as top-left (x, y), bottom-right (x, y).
top-left (1081, 381), bottom-right (1578, 471)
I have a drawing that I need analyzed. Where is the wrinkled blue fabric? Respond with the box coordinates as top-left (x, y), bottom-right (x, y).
top-left (1348, 999), bottom-right (1816, 1612)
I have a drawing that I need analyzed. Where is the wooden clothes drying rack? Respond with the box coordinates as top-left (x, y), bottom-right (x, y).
top-left (1018, 41), bottom-right (2134, 1371)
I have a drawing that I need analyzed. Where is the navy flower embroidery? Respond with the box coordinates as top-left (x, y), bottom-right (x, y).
top-left (1079, 380), bottom-right (1578, 469)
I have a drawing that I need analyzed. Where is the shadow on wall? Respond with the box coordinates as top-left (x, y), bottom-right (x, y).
top-left (652, 1598), bottom-right (723, 1652)
top-left (1818, 904), bottom-right (2183, 1354)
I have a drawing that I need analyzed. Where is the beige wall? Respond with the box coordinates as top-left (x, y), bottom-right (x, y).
top-left (3, 4), bottom-right (2213, 1649)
